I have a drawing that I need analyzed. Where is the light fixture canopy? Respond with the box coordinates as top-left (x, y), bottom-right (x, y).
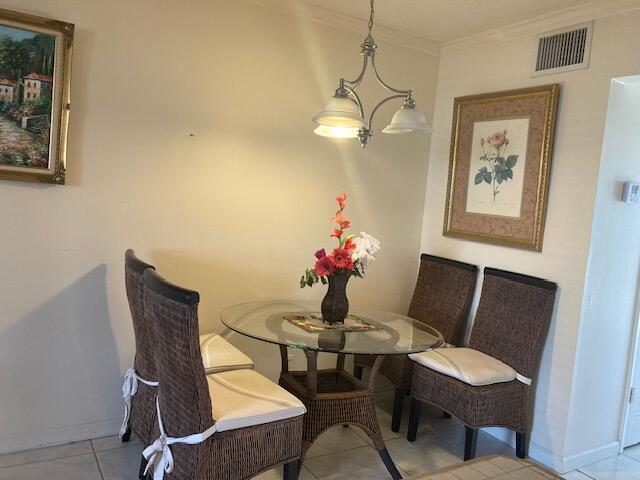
top-left (312, 0), bottom-right (432, 147)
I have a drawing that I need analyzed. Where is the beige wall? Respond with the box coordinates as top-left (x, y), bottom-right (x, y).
top-left (0, 0), bottom-right (439, 452)
top-left (420, 10), bottom-right (640, 472)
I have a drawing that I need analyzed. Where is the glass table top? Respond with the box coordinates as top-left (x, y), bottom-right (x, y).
top-left (221, 300), bottom-right (443, 355)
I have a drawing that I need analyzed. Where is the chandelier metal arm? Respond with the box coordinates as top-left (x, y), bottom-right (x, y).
top-left (344, 56), bottom-right (369, 89)
top-left (367, 94), bottom-right (406, 130)
top-left (371, 56), bottom-right (411, 95)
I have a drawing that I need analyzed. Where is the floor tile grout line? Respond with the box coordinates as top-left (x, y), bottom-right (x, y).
top-left (0, 450), bottom-right (96, 470)
top-left (305, 442), bottom-right (376, 462)
top-left (574, 470), bottom-right (597, 480)
top-left (621, 451), bottom-right (640, 464)
top-left (90, 440), bottom-right (106, 480)
top-left (302, 465), bottom-right (319, 479)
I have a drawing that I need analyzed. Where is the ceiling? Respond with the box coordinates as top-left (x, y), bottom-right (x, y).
top-left (299, 0), bottom-right (597, 43)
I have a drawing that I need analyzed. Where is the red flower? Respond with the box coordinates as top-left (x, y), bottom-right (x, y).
top-left (339, 219), bottom-right (351, 230)
top-left (315, 249), bottom-right (326, 259)
top-left (336, 193), bottom-right (347, 210)
top-left (344, 238), bottom-right (356, 252)
top-left (331, 229), bottom-right (343, 239)
top-left (329, 248), bottom-right (354, 271)
top-left (315, 256), bottom-right (334, 276)
top-left (331, 211), bottom-right (344, 224)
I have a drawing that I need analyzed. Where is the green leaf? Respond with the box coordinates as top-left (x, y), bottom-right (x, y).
top-left (504, 168), bottom-right (513, 180)
top-left (474, 172), bottom-right (484, 185)
top-left (496, 172), bottom-right (504, 184)
top-left (496, 156), bottom-right (505, 166)
top-left (479, 167), bottom-right (488, 173)
top-left (320, 276), bottom-right (327, 285)
top-left (506, 155), bottom-right (518, 168)
top-left (480, 154), bottom-right (487, 161)
top-left (483, 172), bottom-right (492, 184)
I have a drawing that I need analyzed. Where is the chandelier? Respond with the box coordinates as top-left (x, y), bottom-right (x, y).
top-left (312, 0), bottom-right (432, 148)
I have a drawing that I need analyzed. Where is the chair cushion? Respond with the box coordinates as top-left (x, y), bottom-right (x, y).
top-left (409, 347), bottom-right (518, 386)
top-left (200, 333), bottom-right (254, 374)
top-left (207, 369), bottom-right (306, 432)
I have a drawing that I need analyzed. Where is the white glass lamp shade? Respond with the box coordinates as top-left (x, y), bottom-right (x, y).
top-left (314, 125), bottom-right (360, 138)
top-left (382, 107), bottom-right (433, 134)
top-left (312, 96), bottom-right (364, 129)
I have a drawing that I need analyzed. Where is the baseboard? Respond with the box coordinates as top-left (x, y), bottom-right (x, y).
top-left (0, 418), bottom-right (122, 454)
top-left (561, 441), bottom-right (620, 473)
top-left (484, 427), bottom-right (563, 472)
top-left (484, 428), bottom-right (620, 473)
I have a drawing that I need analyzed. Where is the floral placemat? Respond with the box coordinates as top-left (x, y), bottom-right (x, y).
top-left (282, 313), bottom-right (380, 333)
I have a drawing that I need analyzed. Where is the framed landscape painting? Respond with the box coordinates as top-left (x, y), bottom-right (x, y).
top-left (0, 8), bottom-right (73, 184)
top-left (443, 84), bottom-right (560, 251)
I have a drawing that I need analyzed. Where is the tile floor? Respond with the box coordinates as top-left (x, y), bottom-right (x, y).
top-left (0, 376), bottom-right (638, 479)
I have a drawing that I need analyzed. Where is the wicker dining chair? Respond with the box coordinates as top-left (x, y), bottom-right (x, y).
top-left (142, 268), bottom-right (305, 480)
top-left (353, 254), bottom-right (478, 431)
top-left (407, 268), bottom-right (557, 460)
top-left (122, 250), bottom-right (157, 472)
top-left (121, 250), bottom-right (256, 479)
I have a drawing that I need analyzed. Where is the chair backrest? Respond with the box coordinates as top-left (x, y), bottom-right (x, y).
top-left (469, 268), bottom-right (558, 380)
top-left (142, 268), bottom-right (213, 445)
top-left (124, 249), bottom-right (156, 381)
top-left (407, 254), bottom-right (478, 345)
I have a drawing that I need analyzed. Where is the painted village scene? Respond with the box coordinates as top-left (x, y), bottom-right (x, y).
top-left (0, 24), bottom-right (55, 169)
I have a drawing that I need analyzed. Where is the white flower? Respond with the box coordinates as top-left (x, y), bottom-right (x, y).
top-left (352, 232), bottom-right (381, 267)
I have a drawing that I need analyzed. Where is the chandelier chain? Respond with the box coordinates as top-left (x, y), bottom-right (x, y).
top-left (368, 0), bottom-right (375, 35)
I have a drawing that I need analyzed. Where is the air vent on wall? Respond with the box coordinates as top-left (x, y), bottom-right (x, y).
top-left (532, 22), bottom-right (593, 77)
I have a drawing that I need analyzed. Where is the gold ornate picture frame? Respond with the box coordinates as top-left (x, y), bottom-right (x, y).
top-left (443, 84), bottom-right (560, 251)
top-left (0, 8), bottom-right (73, 185)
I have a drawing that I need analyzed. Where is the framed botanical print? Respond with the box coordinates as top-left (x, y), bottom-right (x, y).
top-left (0, 8), bottom-right (73, 184)
top-left (443, 84), bottom-right (560, 251)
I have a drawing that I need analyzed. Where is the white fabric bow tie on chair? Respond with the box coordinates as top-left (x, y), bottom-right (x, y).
top-left (119, 368), bottom-right (159, 438)
top-left (143, 397), bottom-right (218, 480)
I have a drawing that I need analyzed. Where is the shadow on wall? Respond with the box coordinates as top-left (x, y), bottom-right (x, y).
top-left (148, 249), bottom-right (339, 380)
top-left (0, 265), bottom-right (120, 440)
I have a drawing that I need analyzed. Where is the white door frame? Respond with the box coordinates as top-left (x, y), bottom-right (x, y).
top-left (612, 75), bottom-right (640, 452)
top-left (619, 273), bottom-right (640, 451)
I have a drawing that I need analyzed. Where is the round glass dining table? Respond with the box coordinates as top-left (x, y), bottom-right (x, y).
top-left (221, 300), bottom-right (444, 480)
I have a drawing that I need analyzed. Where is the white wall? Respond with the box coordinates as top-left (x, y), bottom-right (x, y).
top-left (0, 0), bottom-right (439, 453)
top-left (564, 77), bottom-right (640, 462)
top-left (419, 10), bottom-right (640, 473)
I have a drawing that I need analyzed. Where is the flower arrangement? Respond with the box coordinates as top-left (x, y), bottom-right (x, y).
top-left (300, 193), bottom-right (381, 288)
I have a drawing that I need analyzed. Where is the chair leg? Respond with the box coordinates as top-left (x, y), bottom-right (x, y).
top-left (443, 411), bottom-right (452, 419)
top-left (354, 365), bottom-right (363, 380)
top-left (121, 426), bottom-right (131, 442)
top-left (407, 398), bottom-right (421, 442)
top-left (377, 447), bottom-right (403, 480)
top-left (391, 388), bottom-right (405, 432)
top-left (283, 460), bottom-right (299, 480)
top-left (516, 432), bottom-right (528, 459)
top-left (138, 456), bottom-right (148, 480)
top-left (464, 427), bottom-right (478, 461)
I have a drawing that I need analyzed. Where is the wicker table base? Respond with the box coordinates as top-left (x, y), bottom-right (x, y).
top-left (278, 346), bottom-right (403, 479)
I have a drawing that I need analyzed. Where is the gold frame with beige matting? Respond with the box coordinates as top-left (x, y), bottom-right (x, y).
top-left (443, 84), bottom-right (560, 251)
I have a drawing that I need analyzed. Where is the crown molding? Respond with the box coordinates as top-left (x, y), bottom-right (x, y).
top-left (243, 0), bottom-right (441, 57)
top-left (442, 0), bottom-right (640, 52)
